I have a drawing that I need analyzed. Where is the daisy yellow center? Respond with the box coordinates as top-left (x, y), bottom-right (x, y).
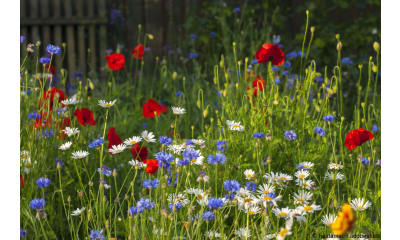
top-left (264, 196), bottom-right (272, 201)
top-left (280, 177), bottom-right (286, 181)
top-left (357, 206), bottom-right (363, 209)
top-left (297, 198), bottom-right (304, 203)
top-left (302, 183), bottom-right (308, 187)
top-left (25, 162), bottom-right (32, 168)
top-left (106, 103), bottom-right (111, 107)
top-left (115, 149), bottom-right (120, 153)
top-left (233, 124), bottom-right (240, 128)
top-left (279, 212), bottom-right (287, 217)
top-left (299, 174), bottom-right (305, 178)
top-left (279, 228), bottom-right (289, 237)
top-left (197, 194), bottom-right (203, 200)
top-left (304, 205), bottom-right (313, 211)
top-left (249, 210), bottom-right (255, 215)
top-left (263, 190), bottom-right (270, 194)
top-left (244, 198), bottom-right (252, 203)
top-left (247, 174), bottom-right (253, 178)
top-left (192, 159), bottom-right (197, 162)
top-left (130, 141), bottom-right (137, 145)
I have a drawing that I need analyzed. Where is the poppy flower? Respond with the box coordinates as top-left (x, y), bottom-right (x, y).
top-left (344, 128), bottom-right (374, 151)
top-left (252, 77), bottom-right (265, 90)
top-left (131, 143), bottom-right (148, 161)
top-left (142, 99), bottom-right (168, 118)
top-left (130, 44), bottom-right (144, 60)
top-left (40, 87), bottom-right (66, 110)
top-left (143, 159), bottom-right (158, 175)
top-left (105, 53), bottom-right (125, 71)
top-left (20, 174), bottom-right (24, 187)
top-left (107, 127), bottom-right (123, 152)
top-left (56, 117), bottom-right (71, 139)
top-left (73, 108), bottom-right (96, 126)
top-left (254, 43), bottom-right (285, 66)
top-left (44, 64), bottom-right (55, 75)
top-left (34, 112), bottom-right (52, 129)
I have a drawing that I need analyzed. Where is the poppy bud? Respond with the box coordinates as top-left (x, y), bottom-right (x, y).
top-left (310, 26), bottom-right (315, 33)
top-left (337, 41), bottom-right (342, 51)
top-left (373, 42), bottom-right (380, 52)
top-left (147, 33), bottom-right (154, 40)
top-left (203, 108), bottom-right (208, 118)
top-left (172, 72), bottom-right (177, 80)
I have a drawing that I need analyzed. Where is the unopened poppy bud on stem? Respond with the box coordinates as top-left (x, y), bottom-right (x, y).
top-left (310, 26), bottom-right (315, 33)
top-left (373, 42), bottom-right (380, 52)
top-left (337, 41), bottom-right (342, 51)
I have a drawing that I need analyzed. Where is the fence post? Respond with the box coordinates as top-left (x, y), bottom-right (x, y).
top-left (53, 0), bottom-right (63, 72)
top-left (30, 0), bottom-right (40, 44)
top-left (40, 0), bottom-right (51, 55)
top-left (20, 0), bottom-right (27, 57)
top-left (87, 0), bottom-right (97, 76)
top-left (64, 0), bottom-right (76, 82)
top-left (76, 0), bottom-right (87, 79)
top-left (98, 0), bottom-right (107, 78)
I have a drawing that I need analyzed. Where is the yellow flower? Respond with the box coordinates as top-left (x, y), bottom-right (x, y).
top-left (330, 204), bottom-right (355, 235)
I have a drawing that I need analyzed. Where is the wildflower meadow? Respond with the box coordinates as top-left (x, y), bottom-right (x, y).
top-left (19, 2), bottom-right (381, 240)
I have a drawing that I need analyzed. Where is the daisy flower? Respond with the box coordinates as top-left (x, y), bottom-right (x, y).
top-left (168, 193), bottom-right (189, 207)
top-left (168, 144), bottom-right (186, 154)
top-left (72, 151), bottom-right (89, 159)
top-left (190, 154), bottom-right (204, 165)
top-left (196, 171), bottom-right (209, 183)
top-left (141, 130), bottom-right (156, 143)
top-left (278, 173), bottom-right (293, 183)
top-left (191, 139), bottom-right (206, 148)
top-left (244, 169), bottom-right (256, 180)
top-left (63, 127), bottom-right (80, 137)
top-left (296, 179), bottom-right (315, 190)
top-left (297, 161), bottom-right (314, 170)
top-left (226, 120), bottom-right (245, 131)
top-left (98, 99), bottom-right (117, 108)
top-left (325, 172), bottom-right (345, 181)
top-left (350, 198), bottom-right (371, 211)
top-left (234, 227), bottom-right (251, 239)
top-left (205, 231), bottom-right (222, 238)
top-left (273, 207), bottom-right (292, 218)
top-left (264, 172), bottom-right (281, 184)
top-left (108, 144), bottom-right (127, 154)
top-left (277, 217), bottom-right (293, 240)
top-left (291, 207), bottom-right (306, 222)
top-left (128, 159), bottom-right (147, 169)
top-left (171, 106), bottom-right (186, 115)
top-left (295, 169), bottom-right (310, 180)
top-left (300, 204), bottom-right (322, 214)
top-left (257, 183), bottom-right (275, 195)
top-left (124, 136), bottom-right (142, 146)
top-left (61, 94), bottom-right (81, 105)
top-left (328, 162), bottom-right (343, 170)
top-left (259, 192), bottom-right (281, 207)
top-left (59, 141), bottom-right (72, 150)
top-left (293, 190), bottom-right (313, 205)
top-left (244, 206), bottom-right (261, 215)
top-left (321, 214), bottom-right (337, 226)
top-left (71, 207), bottom-right (86, 216)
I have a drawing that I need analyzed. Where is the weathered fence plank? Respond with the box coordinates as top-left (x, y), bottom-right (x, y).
top-left (87, 0), bottom-right (97, 74)
top-left (98, 0), bottom-right (107, 73)
top-left (20, 0), bottom-right (27, 56)
top-left (30, 0), bottom-right (40, 43)
top-left (53, 0), bottom-right (63, 71)
top-left (64, 0), bottom-right (76, 81)
top-left (77, 0), bottom-right (87, 78)
top-left (40, 0), bottom-right (51, 56)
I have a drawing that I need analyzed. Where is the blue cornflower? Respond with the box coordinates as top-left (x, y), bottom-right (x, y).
top-left (233, 7), bottom-right (241, 13)
top-left (46, 44), bottom-right (61, 55)
top-left (38, 129), bottom-right (54, 139)
top-left (182, 148), bottom-right (200, 160)
top-left (155, 151), bottom-right (174, 169)
top-left (190, 34), bottom-right (198, 39)
top-left (40, 57), bottom-right (51, 65)
top-left (185, 139), bottom-right (194, 145)
top-left (159, 136), bottom-right (172, 145)
top-left (251, 59), bottom-right (259, 64)
top-left (282, 70), bottom-right (289, 76)
top-left (284, 130), bottom-right (297, 140)
top-left (208, 153), bottom-right (226, 164)
top-left (110, 8), bottom-right (124, 26)
top-left (245, 181), bottom-right (257, 192)
top-left (143, 179), bottom-right (160, 189)
top-left (89, 230), bottom-right (105, 240)
top-left (224, 180), bottom-right (240, 192)
top-left (253, 133), bottom-right (265, 138)
top-left (189, 52), bottom-right (199, 59)
top-left (27, 112), bottom-right (40, 120)
top-left (20, 229), bottom-right (26, 238)
top-left (176, 90), bottom-right (183, 97)
top-left (29, 199), bottom-right (45, 209)
top-left (36, 178), bottom-right (51, 188)
top-left (272, 66), bottom-right (280, 72)
top-left (217, 91), bottom-right (223, 97)
top-left (341, 57), bottom-right (354, 65)
top-left (178, 158), bottom-right (190, 166)
top-left (55, 157), bottom-right (64, 168)
top-left (314, 77), bottom-right (323, 83)
top-left (314, 126), bottom-right (326, 137)
top-left (275, 77), bottom-right (281, 85)
top-left (286, 51), bottom-right (297, 58)
top-left (210, 32), bottom-right (216, 37)
top-left (169, 202), bottom-right (183, 212)
top-left (284, 61), bottom-right (291, 69)
top-left (137, 198), bottom-right (155, 210)
top-left (297, 51), bottom-right (305, 58)
top-left (216, 140), bottom-right (229, 152)
top-left (143, 122), bottom-right (148, 129)
top-left (89, 138), bottom-right (104, 148)
top-left (323, 115), bottom-right (335, 122)
top-left (225, 193), bottom-right (236, 200)
top-left (128, 206), bottom-right (144, 216)
top-left (20, 36), bottom-right (26, 43)
top-left (372, 124), bottom-right (379, 133)
top-left (97, 165), bottom-right (112, 177)
top-left (202, 211), bottom-right (215, 221)
top-left (362, 157), bottom-right (369, 165)
top-left (208, 197), bottom-right (224, 210)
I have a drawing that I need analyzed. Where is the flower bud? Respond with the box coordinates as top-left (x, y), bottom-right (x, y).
top-left (373, 42), bottom-right (380, 52)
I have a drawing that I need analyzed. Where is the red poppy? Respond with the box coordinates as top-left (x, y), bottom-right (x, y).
top-left (107, 127), bottom-right (123, 152)
top-left (252, 78), bottom-right (265, 91)
top-left (40, 87), bottom-right (66, 110)
top-left (344, 128), bottom-right (374, 151)
top-left (143, 159), bottom-right (159, 175)
top-left (73, 108), bottom-right (96, 126)
top-left (131, 143), bottom-right (148, 161)
top-left (56, 117), bottom-right (71, 139)
top-left (105, 53), bottom-right (125, 71)
top-left (34, 112), bottom-right (52, 129)
top-left (44, 64), bottom-right (55, 75)
top-left (130, 44), bottom-right (144, 60)
top-left (265, 121), bottom-right (269, 126)
top-left (254, 43), bottom-right (285, 66)
top-left (20, 174), bottom-right (24, 187)
top-left (142, 99), bottom-right (168, 118)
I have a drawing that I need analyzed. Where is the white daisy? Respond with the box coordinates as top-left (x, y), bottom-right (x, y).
top-left (277, 217), bottom-right (293, 240)
top-left (108, 144), bottom-right (127, 154)
top-left (295, 169), bottom-right (310, 180)
top-left (171, 106), bottom-right (186, 115)
top-left (98, 99), bottom-right (117, 108)
top-left (124, 136), bottom-right (142, 146)
top-left (196, 173), bottom-right (209, 183)
top-left (190, 154), bottom-right (204, 165)
top-left (59, 141), bottom-right (72, 150)
top-left (168, 193), bottom-right (189, 206)
top-left (291, 207), bottom-right (306, 222)
top-left (128, 159), bottom-right (147, 169)
top-left (293, 190), bottom-right (313, 205)
top-left (296, 179), bottom-right (315, 190)
top-left (72, 150), bottom-right (89, 159)
top-left (259, 193), bottom-right (281, 208)
top-left (300, 204), bottom-right (321, 214)
top-left (141, 130), bottom-right (156, 143)
top-left (21, 150), bottom-right (33, 174)
top-left (297, 161), bottom-right (314, 170)
top-left (61, 94), bottom-right (81, 105)
top-left (328, 162), bottom-right (343, 170)
top-left (350, 198), bottom-right (371, 211)
top-left (205, 231), bottom-right (222, 238)
top-left (71, 207), bottom-right (86, 216)
top-left (168, 144), bottom-right (186, 154)
top-left (278, 173), bottom-right (293, 183)
top-left (322, 214), bottom-right (337, 226)
top-left (325, 171), bottom-right (345, 181)
top-left (244, 206), bottom-right (261, 215)
top-left (226, 120), bottom-right (245, 131)
top-left (63, 127), bottom-right (80, 137)
top-left (244, 169), bottom-right (256, 180)
top-left (191, 139), bottom-right (206, 147)
top-left (257, 183), bottom-right (275, 195)
top-left (272, 207), bottom-right (292, 218)
top-left (264, 172), bottom-right (281, 184)
top-left (234, 227), bottom-right (251, 238)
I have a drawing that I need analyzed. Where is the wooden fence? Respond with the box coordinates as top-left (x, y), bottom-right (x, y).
top-left (20, 0), bottom-right (108, 81)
